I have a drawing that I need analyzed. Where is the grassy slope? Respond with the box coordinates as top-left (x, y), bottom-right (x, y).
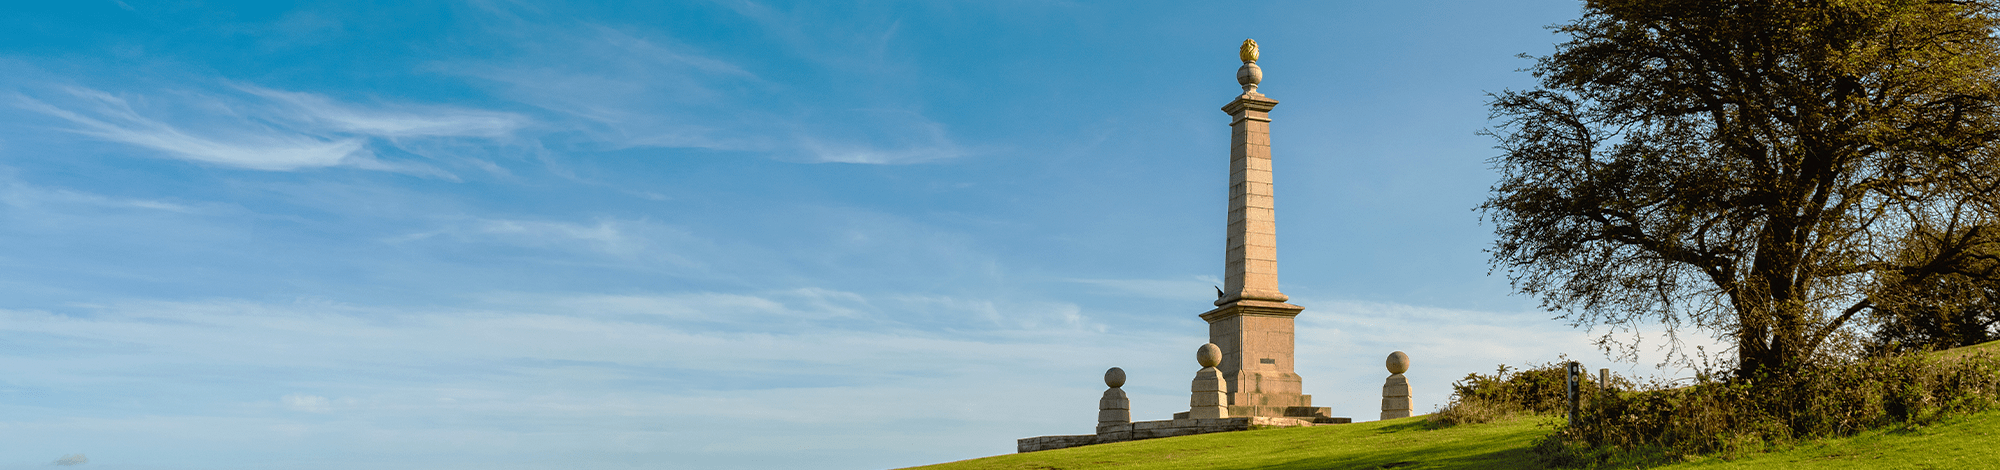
top-left (1929, 336), bottom-right (2000, 361)
top-left (913, 411), bottom-right (2000, 470)
top-left (910, 341), bottom-right (2000, 470)
top-left (1673, 339), bottom-right (2000, 469)
top-left (904, 415), bottom-right (1554, 470)
top-left (1669, 411), bottom-right (2000, 469)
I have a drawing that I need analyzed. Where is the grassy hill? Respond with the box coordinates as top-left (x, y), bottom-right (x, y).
top-left (906, 411), bottom-right (2000, 469)
top-left (904, 414), bottom-right (1551, 470)
top-left (908, 341), bottom-right (2000, 470)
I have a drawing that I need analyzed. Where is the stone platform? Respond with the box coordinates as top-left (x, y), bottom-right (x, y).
top-left (1173, 405), bottom-right (1333, 420)
top-left (1016, 415), bottom-right (1351, 453)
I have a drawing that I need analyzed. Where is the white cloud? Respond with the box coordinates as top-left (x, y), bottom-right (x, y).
top-left (237, 85), bottom-right (526, 139)
top-left (386, 216), bottom-right (707, 270)
top-left (0, 290), bottom-right (1107, 380)
top-left (1287, 297), bottom-right (1731, 419)
top-left (450, 24), bottom-right (766, 153)
top-left (473, 290), bottom-right (869, 325)
top-left (450, 18), bottom-right (966, 165)
top-left (0, 292), bottom-right (1132, 467)
top-left (0, 175), bottom-right (198, 213)
top-left (889, 294), bottom-right (1101, 332)
top-left (54, 453), bottom-right (87, 466)
top-left (793, 109), bottom-right (967, 164)
top-left (16, 89), bottom-right (369, 171)
top-left (1064, 276), bottom-right (1219, 301)
top-left (282, 394), bottom-right (333, 413)
top-left (0, 290), bottom-right (1713, 469)
top-left (13, 84), bottom-right (528, 173)
top-left (473, 218), bottom-right (629, 249)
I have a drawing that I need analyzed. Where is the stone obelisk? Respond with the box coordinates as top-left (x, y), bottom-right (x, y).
top-left (1198, 39), bottom-right (1330, 420)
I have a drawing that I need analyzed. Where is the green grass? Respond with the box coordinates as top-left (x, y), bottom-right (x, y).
top-left (1657, 338), bottom-right (2000, 469)
top-left (907, 341), bottom-right (2000, 470)
top-left (1927, 337), bottom-right (2000, 361)
top-left (903, 415), bottom-right (1556, 470)
top-left (1660, 410), bottom-right (2000, 469)
top-left (907, 411), bottom-right (2000, 470)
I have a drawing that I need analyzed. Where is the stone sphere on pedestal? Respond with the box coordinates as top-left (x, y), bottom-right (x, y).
top-left (1104, 367), bottom-right (1126, 388)
top-left (1237, 63), bottom-right (1263, 92)
top-left (1197, 343), bottom-right (1222, 368)
top-left (1386, 351), bottom-right (1410, 374)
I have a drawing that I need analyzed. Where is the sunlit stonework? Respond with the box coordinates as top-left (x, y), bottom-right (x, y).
top-left (1018, 41), bottom-right (1400, 454)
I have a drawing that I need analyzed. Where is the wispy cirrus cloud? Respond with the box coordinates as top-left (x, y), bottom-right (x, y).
top-left (1285, 297), bottom-right (1730, 419)
top-left (0, 292), bottom-right (1681, 469)
top-left (16, 87), bottom-right (370, 171)
top-left (0, 172), bottom-right (200, 213)
top-left (450, 14), bottom-right (968, 164)
top-left (448, 23), bottom-right (773, 153)
top-left (236, 85), bottom-right (525, 139)
top-left (280, 393), bottom-right (337, 413)
top-left (0, 292), bottom-right (1128, 469)
top-left (12, 83), bottom-right (529, 174)
top-left (386, 216), bottom-right (706, 268)
top-left (477, 288), bottom-right (874, 326)
top-left (793, 108), bottom-right (966, 164)
top-left (1064, 276), bottom-right (1222, 301)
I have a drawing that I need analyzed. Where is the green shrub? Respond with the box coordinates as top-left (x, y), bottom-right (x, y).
top-left (1538, 348), bottom-right (2000, 468)
top-left (1430, 362), bottom-right (1583, 427)
top-left (1429, 392), bottom-right (1519, 427)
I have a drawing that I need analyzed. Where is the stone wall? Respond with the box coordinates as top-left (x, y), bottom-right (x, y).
top-left (1016, 416), bottom-right (1336, 453)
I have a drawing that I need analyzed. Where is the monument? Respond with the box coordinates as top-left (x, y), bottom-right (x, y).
top-left (1190, 38), bottom-right (1334, 421)
top-left (1015, 39), bottom-right (1359, 454)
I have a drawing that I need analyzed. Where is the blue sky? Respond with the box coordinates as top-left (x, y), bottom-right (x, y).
top-left (0, 2), bottom-right (1720, 469)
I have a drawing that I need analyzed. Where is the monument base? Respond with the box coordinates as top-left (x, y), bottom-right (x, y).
top-left (1171, 406), bottom-right (1338, 420)
top-left (1016, 415), bottom-right (1351, 453)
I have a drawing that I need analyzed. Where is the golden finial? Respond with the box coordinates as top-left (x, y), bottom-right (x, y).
top-left (1236, 39), bottom-right (1263, 93)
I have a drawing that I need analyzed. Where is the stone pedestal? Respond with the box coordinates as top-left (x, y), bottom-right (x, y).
top-left (1381, 351), bottom-right (1412, 420)
top-left (1200, 300), bottom-right (1327, 418)
top-left (1381, 374), bottom-right (1411, 420)
top-left (1190, 368), bottom-right (1229, 419)
top-left (1099, 388), bottom-right (1130, 424)
top-left (1096, 387), bottom-right (1132, 440)
top-left (1189, 343), bottom-right (1230, 419)
top-left (1098, 367), bottom-right (1131, 431)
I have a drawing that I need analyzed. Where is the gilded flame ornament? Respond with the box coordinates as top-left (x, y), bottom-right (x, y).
top-left (1236, 39), bottom-right (1263, 93)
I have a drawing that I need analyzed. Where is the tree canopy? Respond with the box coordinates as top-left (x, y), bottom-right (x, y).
top-left (1483, 0), bottom-right (2000, 377)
